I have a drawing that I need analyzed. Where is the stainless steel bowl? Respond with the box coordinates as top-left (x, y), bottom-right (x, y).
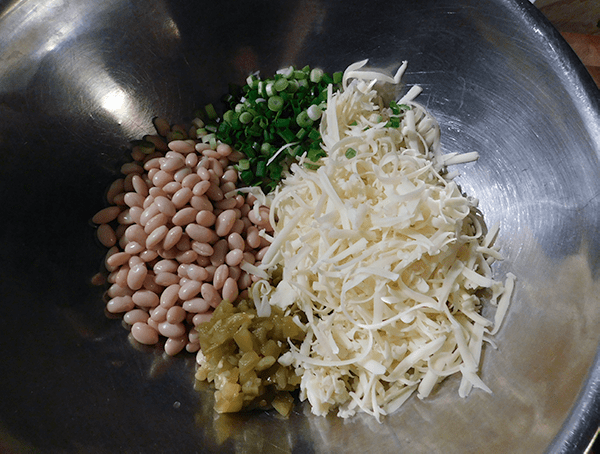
top-left (1, 0), bottom-right (599, 452)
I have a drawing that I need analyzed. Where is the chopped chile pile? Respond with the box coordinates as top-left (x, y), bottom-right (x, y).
top-left (92, 60), bottom-right (514, 420)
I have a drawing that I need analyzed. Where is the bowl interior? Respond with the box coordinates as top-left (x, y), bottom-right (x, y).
top-left (0, 0), bottom-right (599, 453)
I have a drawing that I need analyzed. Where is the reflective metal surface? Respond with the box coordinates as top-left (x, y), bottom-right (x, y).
top-left (0, 0), bottom-right (599, 452)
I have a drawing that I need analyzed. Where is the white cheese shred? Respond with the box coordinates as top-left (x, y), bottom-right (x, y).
top-left (254, 61), bottom-right (514, 421)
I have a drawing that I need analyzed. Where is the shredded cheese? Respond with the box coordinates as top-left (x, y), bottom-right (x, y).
top-left (254, 61), bottom-right (514, 420)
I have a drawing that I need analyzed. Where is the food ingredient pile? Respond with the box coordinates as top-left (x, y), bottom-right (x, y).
top-left (92, 60), bottom-right (514, 420)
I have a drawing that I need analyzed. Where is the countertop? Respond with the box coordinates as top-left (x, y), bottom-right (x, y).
top-left (560, 32), bottom-right (600, 87)
top-left (536, 0), bottom-right (600, 87)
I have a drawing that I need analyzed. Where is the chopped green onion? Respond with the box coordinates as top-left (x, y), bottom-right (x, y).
top-left (345, 148), bottom-right (357, 159)
top-left (261, 143), bottom-right (272, 155)
top-left (296, 128), bottom-right (309, 140)
top-left (304, 162), bottom-right (321, 170)
top-left (257, 81), bottom-right (266, 97)
top-left (277, 66), bottom-right (294, 78)
top-left (269, 164), bottom-right (283, 180)
top-left (240, 169), bottom-right (254, 184)
top-left (307, 148), bottom-right (326, 162)
top-left (308, 129), bottom-right (321, 141)
top-left (387, 117), bottom-right (401, 128)
top-left (278, 128), bottom-right (297, 143)
top-left (256, 116), bottom-right (268, 129)
top-left (223, 110), bottom-right (235, 123)
top-left (205, 104), bottom-right (218, 120)
top-left (256, 160), bottom-right (266, 177)
top-left (236, 159), bottom-right (250, 171)
top-left (275, 118), bottom-right (291, 128)
top-left (191, 118), bottom-right (204, 129)
top-left (268, 96), bottom-right (284, 112)
top-left (133, 140), bottom-right (156, 155)
top-left (247, 123), bottom-right (263, 137)
top-left (296, 111), bottom-right (313, 128)
top-left (239, 111), bottom-right (253, 124)
top-left (310, 68), bottom-right (323, 83)
top-left (294, 70), bottom-right (306, 79)
top-left (219, 64), bottom-right (343, 191)
top-left (274, 78), bottom-right (289, 92)
top-left (307, 105), bottom-right (322, 121)
top-left (230, 116), bottom-right (241, 130)
top-left (286, 79), bottom-right (299, 92)
top-left (243, 145), bottom-right (256, 158)
top-left (201, 133), bottom-right (216, 143)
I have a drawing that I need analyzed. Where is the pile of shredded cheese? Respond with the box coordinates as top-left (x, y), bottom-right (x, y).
top-left (251, 61), bottom-right (514, 420)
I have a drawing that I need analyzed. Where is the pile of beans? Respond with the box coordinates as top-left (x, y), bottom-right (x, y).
top-left (92, 123), bottom-right (273, 356)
